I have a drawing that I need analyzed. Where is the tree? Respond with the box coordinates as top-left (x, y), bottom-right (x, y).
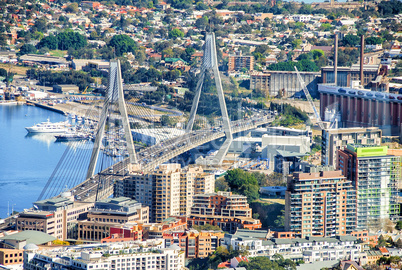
top-left (168, 28), bottom-right (184, 39)
top-left (274, 210), bottom-right (285, 228)
top-left (109, 34), bottom-right (137, 56)
top-left (396, 221), bottom-right (402, 230)
top-left (366, 36), bottom-right (384, 45)
top-left (239, 256), bottom-right (282, 270)
top-left (0, 68), bottom-right (7, 77)
top-left (37, 34), bottom-right (58, 50)
top-left (18, 44), bottom-right (37, 55)
top-left (342, 34), bottom-right (360, 47)
top-left (195, 16), bottom-right (208, 29)
top-left (65, 3), bottom-right (78, 13)
top-left (161, 115), bottom-right (172, 126)
top-left (56, 31), bottom-right (87, 50)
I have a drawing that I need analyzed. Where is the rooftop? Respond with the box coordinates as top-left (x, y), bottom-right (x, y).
top-left (0, 231), bottom-right (56, 246)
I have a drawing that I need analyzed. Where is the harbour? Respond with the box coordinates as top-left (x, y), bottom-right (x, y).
top-left (0, 104), bottom-right (69, 218)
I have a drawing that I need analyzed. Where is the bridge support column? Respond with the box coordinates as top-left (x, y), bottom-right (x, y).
top-left (86, 60), bottom-right (137, 179)
top-left (186, 33), bottom-right (232, 166)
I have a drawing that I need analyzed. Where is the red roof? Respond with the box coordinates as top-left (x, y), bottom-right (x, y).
top-left (379, 247), bottom-right (389, 254)
top-left (234, 256), bottom-right (249, 263)
top-left (218, 261), bottom-right (231, 268)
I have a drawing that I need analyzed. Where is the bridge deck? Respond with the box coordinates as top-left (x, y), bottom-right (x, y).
top-left (70, 116), bottom-right (274, 202)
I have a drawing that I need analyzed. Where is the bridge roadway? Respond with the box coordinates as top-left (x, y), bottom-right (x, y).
top-left (70, 115), bottom-right (275, 202)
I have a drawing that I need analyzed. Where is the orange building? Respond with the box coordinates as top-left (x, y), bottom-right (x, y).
top-left (163, 230), bottom-right (224, 258)
top-left (189, 192), bottom-right (261, 233)
top-left (351, 230), bottom-right (378, 247)
top-left (0, 249), bottom-right (23, 267)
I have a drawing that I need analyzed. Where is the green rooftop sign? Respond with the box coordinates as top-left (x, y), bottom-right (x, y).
top-left (347, 144), bottom-right (388, 157)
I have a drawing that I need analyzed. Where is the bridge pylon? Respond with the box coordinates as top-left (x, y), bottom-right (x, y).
top-left (186, 32), bottom-right (233, 165)
top-left (86, 60), bottom-right (137, 179)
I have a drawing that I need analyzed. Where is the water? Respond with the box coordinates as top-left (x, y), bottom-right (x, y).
top-left (0, 105), bottom-right (69, 218)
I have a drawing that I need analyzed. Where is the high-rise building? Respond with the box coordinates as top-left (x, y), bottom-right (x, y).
top-left (322, 127), bottom-right (382, 166)
top-left (285, 168), bottom-right (357, 238)
top-left (228, 51), bottom-right (254, 72)
top-left (114, 164), bottom-right (214, 223)
top-left (337, 144), bottom-right (401, 230)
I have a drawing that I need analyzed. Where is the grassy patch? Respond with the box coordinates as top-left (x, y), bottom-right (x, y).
top-left (49, 50), bottom-right (68, 57)
top-left (259, 198), bottom-right (285, 205)
top-left (250, 201), bottom-right (284, 228)
top-left (0, 64), bottom-right (31, 75)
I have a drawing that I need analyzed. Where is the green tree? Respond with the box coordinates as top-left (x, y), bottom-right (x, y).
top-left (274, 210), bottom-right (285, 228)
top-left (195, 16), bottom-right (208, 29)
top-left (342, 34), bottom-right (360, 47)
top-left (109, 34), bottom-right (137, 56)
top-left (65, 3), bottom-right (78, 13)
top-left (56, 30), bottom-right (87, 50)
top-left (366, 36), bottom-right (384, 45)
top-left (37, 34), bottom-right (58, 50)
top-left (18, 44), bottom-right (37, 55)
top-left (395, 221), bottom-right (402, 230)
top-left (161, 115), bottom-right (172, 126)
top-left (168, 28), bottom-right (184, 39)
top-left (239, 256), bottom-right (282, 270)
top-left (0, 68), bottom-right (7, 77)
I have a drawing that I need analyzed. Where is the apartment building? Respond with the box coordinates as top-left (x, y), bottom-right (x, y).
top-left (188, 192), bottom-right (261, 233)
top-left (285, 168), bottom-right (357, 238)
top-left (78, 197), bottom-right (149, 241)
top-left (228, 51), bottom-right (254, 72)
top-left (114, 164), bottom-right (214, 222)
top-left (337, 144), bottom-right (401, 230)
top-left (24, 240), bottom-right (186, 270)
top-left (16, 194), bottom-right (93, 241)
top-left (321, 127), bottom-right (382, 166)
top-left (223, 233), bottom-right (360, 262)
top-left (163, 230), bottom-right (224, 259)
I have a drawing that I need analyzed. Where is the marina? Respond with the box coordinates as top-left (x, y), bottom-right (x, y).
top-left (0, 102), bottom-right (126, 218)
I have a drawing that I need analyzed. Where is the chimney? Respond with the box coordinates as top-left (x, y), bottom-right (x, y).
top-left (360, 35), bottom-right (365, 87)
top-left (334, 35), bottom-right (338, 86)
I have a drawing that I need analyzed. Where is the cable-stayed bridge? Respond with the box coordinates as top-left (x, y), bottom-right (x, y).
top-left (38, 33), bottom-right (274, 202)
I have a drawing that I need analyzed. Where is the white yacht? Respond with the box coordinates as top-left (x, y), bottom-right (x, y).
top-left (25, 119), bottom-right (70, 133)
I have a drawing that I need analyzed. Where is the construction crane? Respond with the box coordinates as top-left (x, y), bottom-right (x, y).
top-left (82, 86), bottom-right (89, 95)
top-left (294, 66), bottom-right (325, 130)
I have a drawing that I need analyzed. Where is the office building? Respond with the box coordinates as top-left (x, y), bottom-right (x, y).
top-left (285, 168), bottom-right (357, 238)
top-left (228, 51), bottom-right (254, 72)
top-left (188, 192), bottom-right (262, 233)
top-left (322, 127), bottom-right (382, 166)
top-left (78, 197), bottom-right (149, 241)
top-left (337, 144), bottom-right (401, 230)
top-left (114, 164), bottom-right (214, 223)
top-left (16, 194), bottom-right (93, 241)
